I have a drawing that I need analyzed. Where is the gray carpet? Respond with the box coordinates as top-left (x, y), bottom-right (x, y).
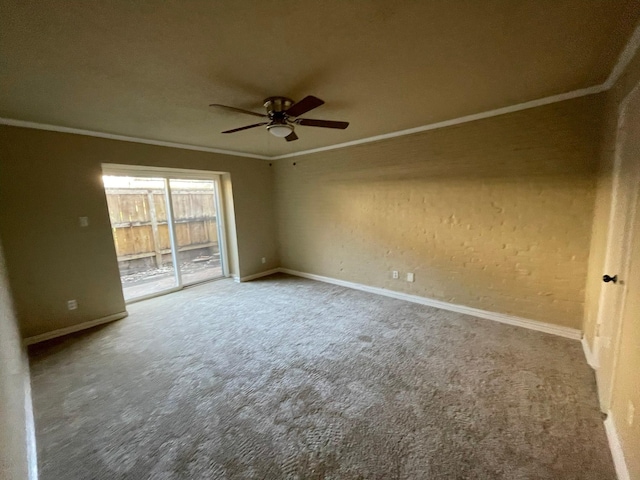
top-left (29, 274), bottom-right (615, 479)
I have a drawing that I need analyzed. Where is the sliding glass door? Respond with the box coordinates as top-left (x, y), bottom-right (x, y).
top-left (103, 170), bottom-right (226, 302)
top-left (169, 179), bottom-right (224, 286)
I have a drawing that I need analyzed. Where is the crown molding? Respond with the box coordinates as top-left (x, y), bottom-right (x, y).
top-left (0, 118), bottom-right (272, 160)
top-left (0, 84), bottom-right (609, 162)
top-left (271, 84), bottom-right (606, 160)
top-left (273, 21), bottom-right (640, 159)
top-left (1, 20), bottom-right (638, 161)
top-left (0, 85), bottom-right (604, 162)
top-left (603, 22), bottom-right (640, 90)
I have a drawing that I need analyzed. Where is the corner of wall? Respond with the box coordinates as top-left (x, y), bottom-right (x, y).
top-left (0, 237), bottom-right (37, 480)
top-left (220, 172), bottom-right (240, 278)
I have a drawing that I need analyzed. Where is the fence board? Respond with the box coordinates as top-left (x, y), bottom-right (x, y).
top-left (106, 189), bottom-right (218, 261)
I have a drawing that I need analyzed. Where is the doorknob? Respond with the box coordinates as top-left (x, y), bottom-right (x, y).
top-left (603, 274), bottom-right (618, 283)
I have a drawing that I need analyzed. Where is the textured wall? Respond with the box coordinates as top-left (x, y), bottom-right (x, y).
top-left (0, 126), bottom-right (279, 338)
top-left (275, 95), bottom-right (603, 329)
top-left (0, 237), bottom-right (36, 479)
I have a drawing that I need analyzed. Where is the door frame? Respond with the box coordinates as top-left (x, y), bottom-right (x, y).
top-left (102, 164), bottom-right (231, 303)
top-left (593, 81), bottom-right (640, 411)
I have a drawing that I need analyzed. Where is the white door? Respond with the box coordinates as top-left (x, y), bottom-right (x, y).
top-left (594, 85), bottom-right (640, 412)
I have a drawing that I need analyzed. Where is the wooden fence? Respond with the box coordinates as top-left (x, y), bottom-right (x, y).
top-left (105, 189), bottom-right (219, 266)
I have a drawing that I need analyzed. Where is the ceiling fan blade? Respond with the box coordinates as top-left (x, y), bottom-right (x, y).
top-left (221, 122), bottom-right (268, 134)
top-left (285, 131), bottom-right (298, 142)
top-left (210, 104), bottom-right (267, 118)
top-left (285, 95), bottom-right (324, 117)
top-left (295, 118), bottom-right (349, 129)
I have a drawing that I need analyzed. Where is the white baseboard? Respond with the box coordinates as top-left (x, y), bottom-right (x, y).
top-left (279, 268), bottom-right (582, 340)
top-left (23, 311), bottom-right (128, 345)
top-left (605, 413), bottom-right (630, 480)
top-left (582, 336), bottom-right (599, 369)
top-left (23, 269), bottom-right (582, 344)
top-left (235, 268), bottom-right (280, 283)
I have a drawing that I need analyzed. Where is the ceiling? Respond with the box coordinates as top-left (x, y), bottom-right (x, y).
top-left (1, 1), bottom-right (638, 157)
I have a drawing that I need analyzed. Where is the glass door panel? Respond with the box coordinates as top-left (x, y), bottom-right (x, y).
top-left (168, 179), bottom-right (224, 285)
top-left (103, 175), bottom-right (179, 301)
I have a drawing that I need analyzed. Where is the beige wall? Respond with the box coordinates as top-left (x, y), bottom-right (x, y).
top-left (275, 95), bottom-right (604, 329)
top-left (0, 126), bottom-right (279, 338)
top-left (0, 236), bottom-right (36, 479)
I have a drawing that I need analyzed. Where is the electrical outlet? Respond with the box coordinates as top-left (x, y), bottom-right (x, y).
top-left (79, 216), bottom-right (89, 227)
top-left (392, 270), bottom-right (399, 279)
top-left (261, 257), bottom-right (266, 264)
top-left (628, 400), bottom-right (635, 426)
top-left (407, 272), bottom-right (415, 282)
top-left (67, 299), bottom-right (78, 310)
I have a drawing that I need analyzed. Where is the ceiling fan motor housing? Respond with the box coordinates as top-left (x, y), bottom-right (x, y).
top-left (264, 97), bottom-right (294, 116)
top-left (265, 97), bottom-right (295, 124)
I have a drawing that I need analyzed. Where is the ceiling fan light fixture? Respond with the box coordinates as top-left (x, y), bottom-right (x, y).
top-left (267, 124), bottom-right (293, 138)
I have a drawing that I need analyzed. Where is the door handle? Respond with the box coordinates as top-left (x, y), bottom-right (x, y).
top-left (603, 274), bottom-right (618, 283)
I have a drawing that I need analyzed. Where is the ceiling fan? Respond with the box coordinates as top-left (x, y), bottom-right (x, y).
top-left (209, 95), bottom-right (349, 142)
